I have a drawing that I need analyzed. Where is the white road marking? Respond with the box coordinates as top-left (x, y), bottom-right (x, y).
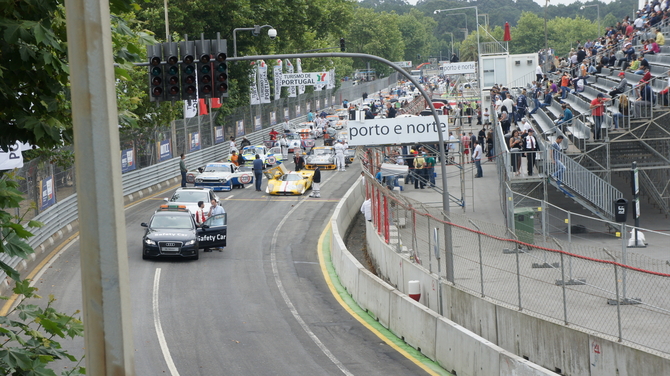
top-left (153, 268), bottom-right (180, 376)
top-left (225, 195), bottom-right (234, 200)
top-left (269, 174), bottom-right (354, 376)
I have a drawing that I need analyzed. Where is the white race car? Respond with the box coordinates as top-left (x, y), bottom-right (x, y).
top-left (193, 163), bottom-right (237, 191)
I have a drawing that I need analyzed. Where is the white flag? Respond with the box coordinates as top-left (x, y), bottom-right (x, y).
top-left (258, 61), bottom-right (271, 104)
top-left (273, 59), bottom-right (283, 100)
top-left (249, 63), bottom-right (261, 105)
top-left (296, 58), bottom-right (305, 95)
top-left (327, 69), bottom-right (336, 89)
top-left (286, 60), bottom-right (296, 98)
top-left (0, 142), bottom-right (26, 170)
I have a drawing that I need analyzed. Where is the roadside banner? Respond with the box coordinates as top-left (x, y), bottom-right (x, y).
top-left (157, 139), bottom-right (172, 162)
top-left (250, 62), bottom-right (261, 105)
top-left (255, 115), bottom-right (262, 131)
top-left (214, 126), bottom-right (224, 144)
top-left (347, 115), bottom-right (450, 146)
top-left (236, 120), bottom-right (245, 137)
top-left (442, 62), bottom-right (476, 75)
top-left (40, 175), bottom-right (56, 210)
top-left (296, 58), bottom-right (305, 95)
top-left (394, 61), bottom-right (412, 68)
top-left (327, 69), bottom-right (335, 89)
top-left (273, 59), bottom-right (282, 100)
top-left (189, 132), bottom-right (200, 152)
top-left (0, 142), bottom-right (29, 170)
top-left (286, 60), bottom-right (296, 97)
top-left (121, 148), bottom-right (136, 173)
top-left (258, 61), bottom-right (271, 104)
top-left (270, 111), bottom-right (277, 126)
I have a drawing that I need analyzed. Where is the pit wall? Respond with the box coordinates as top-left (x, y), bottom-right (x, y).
top-left (329, 180), bottom-right (557, 376)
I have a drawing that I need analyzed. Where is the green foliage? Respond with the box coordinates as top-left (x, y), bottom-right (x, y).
top-left (348, 8), bottom-right (405, 75)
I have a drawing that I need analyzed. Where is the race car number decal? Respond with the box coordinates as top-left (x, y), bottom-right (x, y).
top-left (239, 174), bottom-right (252, 184)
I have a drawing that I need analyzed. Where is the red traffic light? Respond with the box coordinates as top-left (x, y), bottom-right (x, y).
top-left (216, 83), bottom-right (228, 92)
top-left (216, 53), bottom-right (227, 62)
top-left (152, 87), bottom-right (163, 97)
top-left (202, 85), bottom-right (212, 94)
top-left (150, 56), bottom-right (161, 66)
top-left (183, 55), bottom-right (194, 64)
top-left (216, 72), bottom-right (227, 82)
top-left (199, 54), bottom-right (210, 64)
top-left (168, 55), bottom-right (178, 65)
top-left (151, 76), bottom-right (162, 86)
top-left (201, 74), bottom-right (212, 84)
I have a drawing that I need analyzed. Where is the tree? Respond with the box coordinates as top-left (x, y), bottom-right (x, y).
top-left (398, 9), bottom-right (437, 62)
top-left (348, 8), bottom-right (404, 75)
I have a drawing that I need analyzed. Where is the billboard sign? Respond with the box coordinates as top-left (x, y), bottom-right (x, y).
top-left (347, 116), bottom-right (450, 146)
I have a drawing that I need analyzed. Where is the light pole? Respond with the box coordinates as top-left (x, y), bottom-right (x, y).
top-left (442, 13), bottom-right (468, 36)
top-left (544, 0), bottom-right (549, 53)
top-left (445, 32), bottom-right (454, 59)
top-left (233, 25), bottom-right (277, 58)
top-left (434, 5), bottom-right (480, 283)
top-left (581, 4), bottom-right (601, 38)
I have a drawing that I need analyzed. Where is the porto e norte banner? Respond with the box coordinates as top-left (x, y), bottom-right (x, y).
top-left (347, 116), bottom-right (450, 146)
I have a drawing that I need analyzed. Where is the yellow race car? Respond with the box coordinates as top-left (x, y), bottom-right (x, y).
top-left (264, 164), bottom-right (314, 195)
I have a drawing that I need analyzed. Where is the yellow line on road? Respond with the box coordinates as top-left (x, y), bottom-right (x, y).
top-left (0, 183), bottom-right (179, 316)
top-left (317, 223), bottom-right (443, 375)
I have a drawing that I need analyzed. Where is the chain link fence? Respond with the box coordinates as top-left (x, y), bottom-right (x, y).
top-left (361, 147), bottom-right (670, 355)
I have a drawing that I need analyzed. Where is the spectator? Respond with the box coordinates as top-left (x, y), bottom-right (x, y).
top-left (555, 103), bottom-right (574, 132)
top-left (551, 135), bottom-right (566, 184)
top-left (179, 153), bottom-right (187, 187)
top-left (535, 64), bottom-right (543, 81)
top-left (560, 72), bottom-right (571, 99)
top-left (589, 93), bottom-right (611, 140)
top-left (656, 28), bottom-right (665, 45)
top-left (609, 71), bottom-right (628, 97)
top-left (633, 80), bottom-right (654, 118)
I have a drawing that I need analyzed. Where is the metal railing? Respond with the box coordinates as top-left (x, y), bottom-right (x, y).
top-left (361, 168), bottom-right (670, 355)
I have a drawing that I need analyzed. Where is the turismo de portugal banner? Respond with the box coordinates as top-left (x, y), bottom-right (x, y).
top-left (347, 116), bottom-right (450, 146)
top-left (279, 72), bottom-right (330, 87)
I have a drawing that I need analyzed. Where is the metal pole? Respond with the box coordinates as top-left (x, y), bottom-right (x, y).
top-left (163, 0), bottom-right (169, 40)
top-left (469, 220), bottom-right (485, 297)
top-left (614, 265), bottom-right (623, 342)
top-left (64, 0), bottom-right (135, 372)
top-left (621, 222), bottom-right (628, 300)
top-left (427, 216), bottom-right (432, 273)
top-left (559, 252), bottom-right (568, 325)
top-left (516, 239), bottom-right (522, 311)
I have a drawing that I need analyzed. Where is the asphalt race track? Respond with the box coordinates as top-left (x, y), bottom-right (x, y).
top-left (28, 163), bottom-right (431, 375)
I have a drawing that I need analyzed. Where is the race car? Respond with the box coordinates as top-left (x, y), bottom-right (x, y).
top-left (344, 148), bottom-right (356, 165)
top-left (264, 164), bottom-right (314, 195)
top-left (193, 163), bottom-right (237, 191)
top-left (140, 204), bottom-right (227, 260)
top-left (229, 165), bottom-right (254, 188)
top-left (305, 146), bottom-right (336, 170)
top-left (164, 187), bottom-right (219, 216)
top-left (285, 133), bottom-right (302, 153)
top-left (238, 145), bottom-right (281, 168)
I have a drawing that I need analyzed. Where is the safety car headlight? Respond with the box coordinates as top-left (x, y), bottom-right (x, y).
top-left (144, 238), bottom-right (157, 246)
top-left (184, 239), bottom-right (196, 246)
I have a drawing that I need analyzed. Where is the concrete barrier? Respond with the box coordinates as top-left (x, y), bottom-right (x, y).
top-left (329, 179), bottom-right (561, 375)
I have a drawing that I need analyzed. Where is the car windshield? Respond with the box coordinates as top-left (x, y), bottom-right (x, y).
top-left (237, 166), bottom-right (252, 173)
top-left (151, 214), bottom-right (193, 229)
top-left (281, 174), bottom-right (302, 182)
top-left (286, 134), bottom-right (300, 140)
top-left (313, 149), bottom-right (332, 156)
top-left (170, 191), bottom-right (209, 203)
top-left (244, 147), bottom-right (263, 155)
top-left (205, 165), bottom-right (232, 172)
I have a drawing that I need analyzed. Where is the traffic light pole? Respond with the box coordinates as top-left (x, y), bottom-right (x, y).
top-left (228, 52), bottom-right (455, 282)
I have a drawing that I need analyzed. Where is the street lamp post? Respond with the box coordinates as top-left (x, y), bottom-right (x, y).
top-left (433, 5), bottom-right (480, 283)
top-left (544, 0), bottom-right (549, 53)
top-left (581, 4), bottom-right (601, 38)
top-left (445, 32), bottom-right (454, 59)
top-left (233, 24), bottom-right (277, 58)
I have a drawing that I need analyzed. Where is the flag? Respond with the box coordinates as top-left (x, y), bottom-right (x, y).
top-left (286, 60), bottom-right (296, 98)
top-left (273, 59), bottom-right (283, 100)
top-left (503, 22), bottom-right (512, 42)
top-left (249, 62), bottom-right (261, 105)
top-left (199, 98), bottom-right (208, 115)
top-left (258, 61), bottom-right (271, 104)
top-left (211, 98), bottom-right (222, 108)
top-left (297, 58), bottom-right (305, 95)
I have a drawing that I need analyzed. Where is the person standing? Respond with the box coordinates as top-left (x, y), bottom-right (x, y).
top-left (551, 135), bottom-right (566, 185)
top-left (252, 154), bottom-right (264, 191)
top-left (195, 201), bottom-right (207, 227)
top-left (535, 64), bottom-right (543, 82)
top-left (229, 136), bottom-right (237, 155)
top-left (509, 130), bottom-right (523, 176)
top-left (424, 152), bottom-right (436, 187)
top-left (179, 153), bottom-right (187, 187)
top-left (524, 129), bottom-right (538, 176)
top-left (413, 152), bottom-right (426, 189)
top-left (589, 93), bottom-right (610, 140)
top-left (472, 140), bottom-right (483, 178)
top-left (230, 150), bottom-right (240, 166)
top-left (293, 152), bottom-right (305, 171)
top-left (282, 117), bottom-right (291, 133)
top-left (206, 199), bottom-right (225, 252)
top-left (310, 167), bottom-right (321, 198)
top-left (334, 140), bottom-right (346, 171)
